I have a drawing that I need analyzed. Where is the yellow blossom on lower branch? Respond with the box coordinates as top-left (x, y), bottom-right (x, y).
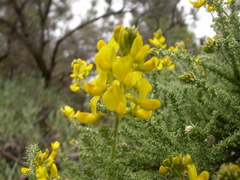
top-left (21, 141), bottom-right (61, 180)
top-left (60, 105), bottom-right (75, 119)
top-left (159, 154), bottom-right (209, 180)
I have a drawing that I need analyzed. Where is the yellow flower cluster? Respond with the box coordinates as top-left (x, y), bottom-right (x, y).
top-left (148, 29), bottom-right (185, 70)
top-left (62, 25), bottom-right (171, 125)
top-left (189, 0), bottom-right (232, 11)
top-left (21, 141), bottom-right (61, 180)
top-left (159, 154), bottom-right (209, 180)
top-left (149, 30), bottom-right (167, 49)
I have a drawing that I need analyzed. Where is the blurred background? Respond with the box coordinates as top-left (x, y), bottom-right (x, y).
top-left (0, 0), bottom-right (210, 179)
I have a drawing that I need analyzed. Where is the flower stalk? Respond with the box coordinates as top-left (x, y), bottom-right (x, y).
top-left (110, 115), bottom-right (120, 161)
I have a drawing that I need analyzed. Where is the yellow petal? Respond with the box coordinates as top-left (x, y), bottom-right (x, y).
top-left (135, 44), bottom-right (150, 62)
top-left (84, 74), bottom-right (107, 96)
top-left (21, 167), bottom-right (30, 174)
top-left (69, 84), bottom-right (81, 92)
top-left (60, 105), bottom-right (75, 119)
top-left (35, 166), bottom-right (48, 180)
top-left (50, 163), bottom-right (60, 179)
top-left (51, 141), bottom-right (60, 151)
top-left (137, 99), bottom-right (161, 110)
top-left (141, 57), bottom-right (158, 72)
top-left (196, 171), bottom-right (210, 180)
top-left (95, 45), bottom-right (116, 71)
top-left (137, 78), bottom-right (152, 99)
top-left (187, 164), bottom-right (198, 180)
top-left (134, 109), bottom-right (152, 120)
top-left (159, 166), bottom-right (169, 175)
top-left (97, 40), bottom-right (107, 51)
top-left (183, 154), bottom-right (192, 165)
top-left (130, 35), bottom-right (143, 58)
top-left (75, 111), bottom-right (101, 125)
top-left (123, 71), bottom-right (142, 87)
top-left (113, 24), bottom-right (123, 42)
top-left (112, 56), bottom-right (132, 81)
top-left (102, 84), bottom-right (126, 115)
top-left (90, 96), bottom-right (100, 114)
top-left (189, 0), bottom-right (206, 8)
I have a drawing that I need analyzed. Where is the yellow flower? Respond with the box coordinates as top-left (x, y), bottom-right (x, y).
top-left (50, 163), bottom-right (60, 178)
top-left (95, 44), bottom-right (116, 71)
top-left (60, 105), bottom-right (75, 119)
top-left (189, 0), bottom-right (206, 8)
top-left (134, 108), bottom-right (152, 120)
top-left (207, 5), bottom-right (216, 11)
top-left (21, 167), bottom-right (30, 174)
top-left (102, 82), bottom-right (127, 115)
top-left (84, 73), bottom-right (107, 96)
top-left (136, 98), bottom-right (161, 111)
top-left (141, 57), bottom-right (158, 72)
top-left (159, 166), bottom-right (169, 175)
top-left (130, 35), bottom-right (150, 62)
top-left (70, 58), bottom-right (93, 80)
top-left (75, 96), bottom-right (102, 125)
top-left (187, 164), bottom-right (210, 180)
top-left (75, 111), bottom-right (101, 125)
top-left (35, 166), bottom-right (48, 180)
top-left (112, 56), bottom-right (132, 82)
top-left (123, 71), bottom-right (142, 88)
top-left (136, 77), bottom-right (152, 99)
top-left (156, 56), bottom-right (175, 70)
top-left (51, 141), bottom-right (60, 151)
top-left (97, 39), bottom-right (107, 51)
top-left (69, 83), bottom-right (81, 92)
top-left (149, 30), bottom-right (167, 48)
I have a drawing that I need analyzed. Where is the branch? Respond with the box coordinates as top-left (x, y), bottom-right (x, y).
top-left (0, 38), bottom-right (10, 62)
top-left (163, 0), bottom-right (181, 34)
top-left (37, 0), bottom-right (53, 54)
top-left (0, 150), bottom-right (25, 166)
top-left (50, 4), bottom-right (127, 72)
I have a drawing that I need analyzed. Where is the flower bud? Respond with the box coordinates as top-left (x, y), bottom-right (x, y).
top-left (159, 166), bottom-right (169, 175)
top-left (179, 72), bottom-right (197, 83)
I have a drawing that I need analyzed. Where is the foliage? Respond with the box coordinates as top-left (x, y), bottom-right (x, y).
top-left (0, 76), bottom-right (76, 179)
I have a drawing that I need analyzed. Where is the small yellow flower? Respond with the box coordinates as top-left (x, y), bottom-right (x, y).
top-left (187, 163), bottom-right (210, 180)
top-left (141, 57), bottom-right (158, 72)
top-left (189, 0), bottom-right (206, 8)
top-left (70, 58), bottom-right (93, 80)
top-left (21, 167), bottom-right (30, 174)
top-left (134, 108), bottom-right (152, 120)
top-left (207, 5), bottom-right (216, 11)
top-left (136, 98), bottom-right (161, 111)
top-left (51, 141), bottom-right (60, 151)
top-left (159, 166), bottom-right (169, 175)
top-left (35, 166), bottom-right (48, 180)
top-left (130, 35), bottom-right (150, 62)
top-left (60, 105), bottom-right (75, 119)
top-left (95, 44), bottom-right (116, 71)
top-left (83, 73), bottom-right (107, 96)
top-left (50, 163), bottom-right (60, 178)
top-left (75, 111), bottom-right (101, 125)
top-left (149, 30), bottom-right (167, 48)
